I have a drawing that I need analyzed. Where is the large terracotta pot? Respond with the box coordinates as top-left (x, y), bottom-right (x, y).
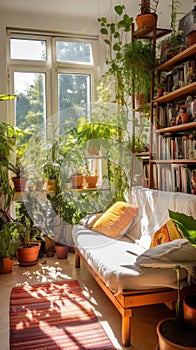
top-left (183, 294), bottom-right (196, 323)
top-left (136, 13), bottom-right (157, 30)
top-left (0, 257), bottom-right (13, 274)
top-left (17, 244), bottom-right (40, 266)
top-left (156, 318), bottom-right (196, 350)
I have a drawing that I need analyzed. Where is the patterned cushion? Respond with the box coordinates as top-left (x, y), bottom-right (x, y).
top-left (150, 219), bottom-right (183, 248)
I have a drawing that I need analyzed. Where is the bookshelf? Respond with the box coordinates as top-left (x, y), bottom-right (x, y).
top-left (150, 44), bottom-right (196, 194)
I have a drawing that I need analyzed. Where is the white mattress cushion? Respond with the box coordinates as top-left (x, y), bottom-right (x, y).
top-left (73, 226), bottom-right (192, 295)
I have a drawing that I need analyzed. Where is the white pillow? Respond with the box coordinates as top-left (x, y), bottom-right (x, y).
top-left (135, 239), bottom-right (196, 269)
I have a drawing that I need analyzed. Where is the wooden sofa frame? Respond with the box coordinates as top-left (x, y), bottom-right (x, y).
top-left (75, 248), bottom-right (180, 347)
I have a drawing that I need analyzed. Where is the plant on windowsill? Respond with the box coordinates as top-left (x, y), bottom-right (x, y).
top-left (82, 164), bottom-right (98, 189)
top-left (8, 157), bottom-right (28, 192)
top-left (42, 141), bottom-right (61, 193)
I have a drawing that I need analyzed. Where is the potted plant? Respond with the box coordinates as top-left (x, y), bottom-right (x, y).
top-left (0, 222), bottom-right (21, 273)
top-left (0, 123), bottom-right (20, 216)
top-left (70, 169), bottom-right (84, 189)
top-left (42, 141), bottom-right (61, 193)
top-left (156, 210), bottom-right (196, 349)
top-left (15, 193), bottom-right (43, 266)
top-left (156, 265), bottom-right (196, 349)
top-left (121, 39), bottom-right (155, 108)
top-left (83, 167), bottom-right (99, 189)
top-left (186, 5), bottom-right (196, 46)
top-left (160, 0), bottom-right (185, 63)
top-left (136, 0), bottom-right (160, 30)
top-left (9, 157), bottom-right (28, 192)
top-left (0, 121), bottom-right (28, 192)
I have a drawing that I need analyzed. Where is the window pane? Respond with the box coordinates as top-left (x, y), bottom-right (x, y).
top-left (56, 41), bottom-right (92, 64)
top-left (58, 73), bottom-right (90, 124)
top-left (10, 39), bottom-right (46, 60)
top-left (14, 72), bottom-right (46, 133)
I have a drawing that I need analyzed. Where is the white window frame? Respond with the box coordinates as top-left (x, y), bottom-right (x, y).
top-left (6, 30), bottom-right (98, 127)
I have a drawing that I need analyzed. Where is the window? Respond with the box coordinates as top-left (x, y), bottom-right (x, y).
top-left (56, 41), bottom-right (92, 64)
top-left (10, 38), bottom-right (47, 61)
top-left (7, 31), bottom-right (97, 136)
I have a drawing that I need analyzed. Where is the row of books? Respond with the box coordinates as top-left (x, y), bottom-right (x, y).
top-left (154, 134), bottom-right (196, 160)
top-left (162, 60), bottom-right (195, 96)
top-left (152, 163), bottom-right (196, 194)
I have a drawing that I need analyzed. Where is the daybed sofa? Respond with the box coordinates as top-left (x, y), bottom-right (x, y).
top-left (72, 187), bottom-right (196, 346)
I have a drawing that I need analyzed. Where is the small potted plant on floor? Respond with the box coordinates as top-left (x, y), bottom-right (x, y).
top-left (15, 194), bottom-right (43, 266)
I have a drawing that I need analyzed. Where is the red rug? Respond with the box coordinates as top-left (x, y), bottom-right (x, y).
top-left (10, 280), bottom-right (116, 349)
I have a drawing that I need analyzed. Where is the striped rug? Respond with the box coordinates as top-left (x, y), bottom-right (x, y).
top-left (10, 280), bottom-right (116, 349)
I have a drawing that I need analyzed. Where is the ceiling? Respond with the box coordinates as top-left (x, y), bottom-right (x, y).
top-left (0, 0), bottom-right (193, 27)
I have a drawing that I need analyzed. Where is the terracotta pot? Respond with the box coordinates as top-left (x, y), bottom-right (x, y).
top-left (71, 175), bottom-right (84, 189)
top-left (46, 249), bottom-right (55, 257)
top-left (135, 93), bottom-right (146, 109)
top-left (136, 13), bottom-right (157, 30)
top-left (84, 175), bottom-right (98, 188)
top-left (17, 244), bottom-right (40, 266)
top-left (55, 244), bottom-right (68, 259)
top-left (12, 177), bottom-right (27, 191)
top-left (186, 29), bottom-right (196, 46)
top-left (156, 318), bottom-right (196, 350)
top-left (183, 294), bottom-right (196, 323)
top-left (0, 257), bottom-right (13, 274)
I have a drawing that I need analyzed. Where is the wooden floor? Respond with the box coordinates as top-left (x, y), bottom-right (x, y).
top-left (0, 252), bottom-right (176, 350)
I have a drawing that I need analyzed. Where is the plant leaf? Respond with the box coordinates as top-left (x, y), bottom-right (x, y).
top-left (168, 209), bottom-right (196, 246)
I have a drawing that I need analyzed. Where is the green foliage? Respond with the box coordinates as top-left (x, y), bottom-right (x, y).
top-left (98, 5), bottom-right (133, 105)
top-left (15, 194), bottom-right (43, 247)
top-left (0, 222), bottom-right (21, 259)
top-left (48, 190), bottom-right (105, 225)
top-left (122, 39), bottom-right (155, 98)
top-left (159, 1), bottom-right (184, 58)
top-left (0, 123), bottom-right (25, 213)
top-left (169, 210), bottom-right (196, 246)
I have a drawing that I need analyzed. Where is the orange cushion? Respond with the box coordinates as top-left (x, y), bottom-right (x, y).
top-left (150, 220), bottom-right (183, 248)
top-left (92, 201), bottom-right (138, 238)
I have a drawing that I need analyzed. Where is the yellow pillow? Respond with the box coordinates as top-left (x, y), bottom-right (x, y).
top-left (92, 201), bottom-right (138, 238)
top-left (150, 219), bottom-right (183, 248)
